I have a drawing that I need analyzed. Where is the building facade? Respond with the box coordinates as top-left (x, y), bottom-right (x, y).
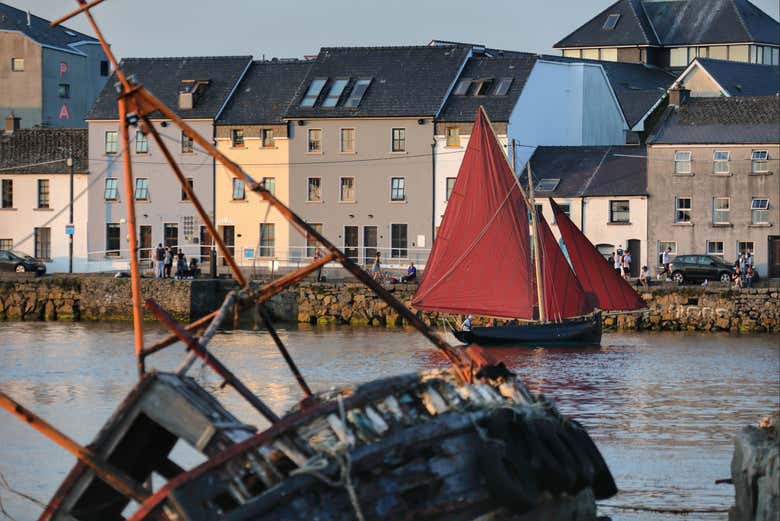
top-left (672, 57), bottom-right (780, 97)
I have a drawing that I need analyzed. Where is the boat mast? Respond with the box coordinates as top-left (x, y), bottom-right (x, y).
top-left (525, 155), bottom-right (546, 322)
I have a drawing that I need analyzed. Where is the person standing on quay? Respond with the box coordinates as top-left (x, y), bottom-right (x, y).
top-left (154, 243), bottom-right (165, 278)
top-left (164, 246), bottom-right (173, 278)
top-left (371, 251), bottom-right (383, 282)
top-left (622, 251), bottom-right (632, 280)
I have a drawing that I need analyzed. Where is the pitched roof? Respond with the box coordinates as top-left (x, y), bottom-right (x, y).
top-left (87, 56), bottom-right (252, 120)
top-left (690, 57), bottom-right (780, 96)
top-left (217, 60), bottom-right (311, 125)
top-left (284, 45), bottom-right (470, 119)
top-left (438, 54), bottom-right (537, 122)
top-left (648, 95), bottom-right (780, 144)
top-left (0, 128), bottom-right (88, 174)
top-left (0, 2), bottom-right (97, 55)
top-left (555, 0), bottom-right (780, 48)
top-left (529, 145), bottom-right (647, 197)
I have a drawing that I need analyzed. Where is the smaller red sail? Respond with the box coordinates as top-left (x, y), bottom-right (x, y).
top-left (536, 210), bottom-right (592, 319)
top-left (550, 198), bottom-right (646, 311)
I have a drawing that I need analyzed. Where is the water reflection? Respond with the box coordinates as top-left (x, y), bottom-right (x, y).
top-left (0, 322), bottom-right (777, 521)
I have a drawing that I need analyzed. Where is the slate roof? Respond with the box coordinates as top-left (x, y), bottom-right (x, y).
top-left (691, 58), bottom-right (780, 96)
top-left (87, 56), bottom-right (252, 120)
top-left (529, 145), bottom-right (648, 197)
top-left (217, 60), bottom-right (311, 125)
top-left (555, 0), bottom-right (780, 48)
top-left (284, 46), bottom-right (471, 119)
top-left (0, 128), bottom-right (88, 174)
top-left (648, 95), bottom-right (780, 144)
top-left (0, 2), bottom-right (97, 55)
top-left (438, 54), bottom-right (538, 122)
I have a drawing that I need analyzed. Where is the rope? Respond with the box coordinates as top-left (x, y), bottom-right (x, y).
top-left (0, 469), bottom-right (46, 521)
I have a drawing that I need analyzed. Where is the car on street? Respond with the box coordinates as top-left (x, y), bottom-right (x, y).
top-left (0, 250), bottom-right (47, 275)
top-left (669, 254), bottom-right (735, 284)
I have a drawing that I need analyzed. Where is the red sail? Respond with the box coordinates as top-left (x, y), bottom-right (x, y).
top-left (412, 109), bottom-right (535, 319)
top-left (549, 198), bottom-right (646, 311)
top-left (536, 211), bottom-right (593, 319)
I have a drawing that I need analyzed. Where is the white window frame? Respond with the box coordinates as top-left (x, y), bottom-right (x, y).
top-left (232, 178), bottom-right (245, 201)
top-left (105, 131), bottom-right (118, 155)
top-left (104, 178), bottom-right (118, 201)
top-left (751, 198), bottom-right (769, 224)
top-left (712, 151), bottom-right (730, 174)
top-left (712, 197), bottom-right (730, 224)
top-left (390, 223), bottom-right (409, 259)
top-left (339, 176), bottom-right (355, 203)
top-left (135, 130), bottom-right (148, 154)
top-left (231, 128), bottom-right (244, 148)
top-left (445, 127), bottom-right (460, 147)
top-left (445, 177), bottom-right (456, 201)
top-left (307, 128), bottom-right (322, 154)
top-left (390, 177), bottom-right (406, 202)
top-left (751, 150), bottom-right (769, 173)
top-left (261, 177), bottom-right (275, 196)
top-left (307, 177), bottom-right (322, 202)
top-left (675, 196), bottom-right (692, 223)
top-left (737, 241), bottom-right (754, 256)
top-left (258, 223), bottom-right (275, 257)
top-left (340, 128), bottom-right (356, 154)
top-left (674, 151), bottom-right (692, 174)
top-left (391, 128), bottom-right (406, 153)
top-left (135, 178), bottom-right (150, 201)
top-left (706, 240), bottom-right (724, 257)
top-left (11, 58), bottom-right (24, 72)
top-left (260, 128), bottom-right (274, 148)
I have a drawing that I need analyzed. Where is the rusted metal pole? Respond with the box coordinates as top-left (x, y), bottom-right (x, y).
top-left (258, 304), bottom-right (312, 398)
top-left (176, 292), bottom-right (237, 375)
top-left (144, 299), bottom-right (280, 424)
top-left (49, 0), bottom-right (109, 27)
top-left (0, 392), bottom-right (150, 503)
top-left (118, 97), bottom-right (145, 377)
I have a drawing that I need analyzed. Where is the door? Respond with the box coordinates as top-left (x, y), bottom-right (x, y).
top-left (627, 239), bottom-right (640, 277)
top-left (769, 236), bottom-right (780, 278)
top-left (363, 226), bottom-right (377, 266)
top-left (344, 226), bottom-right (358, 263)
top-left (221, 225), bottom-right (235, 266)
top-left (139, 226), bottom-right (152, 262)
top-left (199, 226), bottom-right (213, 262)
top-left (163, 223), bottom-right (178, 249)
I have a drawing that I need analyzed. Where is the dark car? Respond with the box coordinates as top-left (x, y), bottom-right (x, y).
top-left (0, 250), bottom-right (47, 275)
top-left (670, 254), bottom-right (733, 284)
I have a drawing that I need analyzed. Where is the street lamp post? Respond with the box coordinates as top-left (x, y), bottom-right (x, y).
top-left (67, 154), bottom-right (74, 273)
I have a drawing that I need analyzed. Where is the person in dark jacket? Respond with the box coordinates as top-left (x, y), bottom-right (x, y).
top-left (164, 247), bottom-right (173, 278)
top-left (155, 243), bottom-right (165, 278)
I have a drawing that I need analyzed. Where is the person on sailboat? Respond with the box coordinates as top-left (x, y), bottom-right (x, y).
top-left (461, 315), bottom-right (473, 332)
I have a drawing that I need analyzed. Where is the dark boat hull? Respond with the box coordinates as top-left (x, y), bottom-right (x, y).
top-left (452, 312), bottom-right (602, 346)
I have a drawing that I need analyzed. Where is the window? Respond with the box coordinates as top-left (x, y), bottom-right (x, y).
top-left (231, 129), bottom-right (244, 147)
top-left (445, 177), bottom-right (456, 201)
top-left (453, 79), bottom-right (471, 96)
top-left (494, 78), bottom-right (512, 96)
top-left (562, 49), bottom-right (581, 58)
top-left (445, 127), bottom-right (460, 147)
top-left (706, 241), bottom-right (724, 256)
top-left (322, 79), bottom-right (348, 107)
top-left (391, 128), bottom-right (405, 152)
top-left (582, 48), bottom-right (599, 60)
top-left (535, 178), bottom-right (560, 192)
top-left (738, 241), bottom-right (754, 256)
top-left (674, 151), bottom-right (692, 174)
top-left (306, 223), bottom-right (323, 257)
top-left (100, 60), bottom-right (109, 76)
top-left (11, 58), bottom-right (24, 71)
top-left (261, 177), bottom-right (275, 195)
top-left (307, 178), bottom-right (322, 202)
top-left (261, 129), bottom-right (274, 148)
top-left (340, 128), bottom-right (355, 153)
top-left (259, 223), bottom-right (275, 257)
top-left (308, 129), bottom-right (322, 153)
top-left (344, 79), bottom-right (371, 108)
top-left (659, 241), bottom-right (677, 257)
top-left (670, 47), bottom-right (687, 67)
top-left (1, 179), bottom-right (12, 208)
top-left (0, 239), bottom-right (12, 250)
top-left (751, 198), bottom-right (769, 224)
top-left (751, 150), bottom-right (768, 173)
top-left (232, 179), bottom-right (245, 200)
top-left (713, 151), bottom-right (730, 174)
top-left (37, 180), bottom-right (49, 209)
top-left (181, 132), bottom-right (193, 153)
top-left (164, 223), bottom-right (178, 248)
top-left (182, 216), bottom-right (195, 241)
top-left (105, 131), bottom-right (118, 155)
top-left (603, 13), bottom-right (621, 30)
top-left (340, 177), bottom-right (355, 202)
top-left (181, 178), bottom-right (193, 201)
top-left (675, 196), bottom-right (692, 223)
top-left (554, 203), bottom-right (571, 223)
top-left (391, 177), bottom-right (405, 201)
top-left (473, 79), bottom-right (495, 96)
top-left (106, 224), bottom-right (120, 256)
top-left (135, 178), bottom-right (149, 200)
top-left (135, 131), bottom-right (148, 154)
top-left (104, 178), bottom-right (118, 201)
top-left (600, 48), bottom-right (618, 61)
top-left (58, 84), bottom-right (70, 98)
top-left (301, 78), bottom-right (327, 107)
top-left (34, 228), bottom-right (51, 260)
top-left (391, 224), bottom-right (408, 258)
top-left (712, 197), bottom-right (730, 224)
top-left (729, 45), bottom-right (750, 63)
top-left (709, 46), bottom-right (728, 60)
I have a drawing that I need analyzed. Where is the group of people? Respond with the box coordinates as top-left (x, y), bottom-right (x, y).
top-left (370, 252), bottom-right (417, 283)
top-left (154, 244), bottom-right (200, 279)
top-left (611, 247), bottom-right (632, 280)
top-left (732, 250), bottom-right (756, 289)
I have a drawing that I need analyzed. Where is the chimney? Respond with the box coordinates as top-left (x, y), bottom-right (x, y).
top-left (668, 86), bottom-right (690, 107)
top-left (5, 114), bottom-right (21, 133)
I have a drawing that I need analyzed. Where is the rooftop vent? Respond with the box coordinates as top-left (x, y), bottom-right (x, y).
top-left (178, 80), bottom-right (210, 110)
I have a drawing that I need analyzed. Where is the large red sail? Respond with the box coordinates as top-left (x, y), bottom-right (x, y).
top-left (412, 109), bottom-right (535, 318)
top-left (536, 211), bottom-right (592, 319)
top-left (549, 198), bottom-right (646, 311)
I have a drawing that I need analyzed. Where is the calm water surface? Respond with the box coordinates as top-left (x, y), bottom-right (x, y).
top-left (0, 322), bottom-right (778, 521)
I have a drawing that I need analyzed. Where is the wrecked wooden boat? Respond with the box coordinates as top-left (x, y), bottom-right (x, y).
top-left (0, 3), bottom-right (618, 521)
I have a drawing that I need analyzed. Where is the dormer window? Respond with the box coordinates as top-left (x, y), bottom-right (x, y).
top-left (603, 13), bottom-right (620, 31)
top-left (453, 79), bottom-right (471, 96)
top-left (344, 79), bottom-right (372, 108)
top-left (322, 79), bottom-right (348, 107)
top-left (178, 79), bottom-right (210, 110)
top-left (301, 78), bottom-right (327, 107)
top-left (494, 78), bottom-right (512, 96)
top-left (473, 79), bottom-right (495, 96)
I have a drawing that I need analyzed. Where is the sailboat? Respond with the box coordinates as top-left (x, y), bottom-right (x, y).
top-left (412, 107), bottom-right (645, 346)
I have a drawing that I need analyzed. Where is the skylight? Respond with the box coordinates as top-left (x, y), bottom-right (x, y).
top-left (300, 78), bottom-right (327, 107)
top-left (344, 79), bottom-right (372, 108)
top-left (322, 79), bottom-right (349, 107)
top-left (535, 178), bottom-right (560, 192)
top-left (65, 30), bottom-right (77, 36)
top-left (494, 78), bottom-right (512, 96)
top-left (603, 13), bottom-right (621, 31)
top-left (453, 79), bottom-right (471, 96)
top-left (473, 79), bottom-right (495, 96)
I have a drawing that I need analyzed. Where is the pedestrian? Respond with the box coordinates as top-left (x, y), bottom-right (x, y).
top-left (732, 266), bottom-right (743, 289)
top-left (745, 249), bottom-right (754, 268)
top-left (175, 249), bottom-right (187, 279)
top-left (613, 248), bottom-right (623, 276)
top-left (401, 262), bottom-right (417, 283)
top-left (622, 251), bottom-right (632, 280)
top-left (738, 251), bottom-right (747, 272)
top-left (314, 249), bottom-right (324, 282)
top-left (639, 266), bottom-right (649, 288)
top-left (154, 243), bottom-right (165, 278)
top-left (164, 246), bottom-right (173, 278)
top-left (188, 257), bottom-right (200, 279)
top-left (745, 265), bottom-right (755, 288)
top-left (371, 251), bottom-right (383, 282)
top-left (658, 247), bottom-right (672, 281)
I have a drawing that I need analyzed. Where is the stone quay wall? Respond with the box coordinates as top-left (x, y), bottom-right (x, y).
top-left (729, 411), bottom-right (779, 521)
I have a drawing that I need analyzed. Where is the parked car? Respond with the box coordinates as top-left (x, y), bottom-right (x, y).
top-left (670, 254), bottom-right (734, 284)
top-left (0, 250), bottom-right (47, 275)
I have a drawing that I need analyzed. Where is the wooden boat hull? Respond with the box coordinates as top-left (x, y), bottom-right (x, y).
top-left (452, 312), bottom-right (602, 346)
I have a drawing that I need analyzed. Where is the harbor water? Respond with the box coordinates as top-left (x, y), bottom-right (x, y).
top-left (0, 322), bottom-right (778, 521)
